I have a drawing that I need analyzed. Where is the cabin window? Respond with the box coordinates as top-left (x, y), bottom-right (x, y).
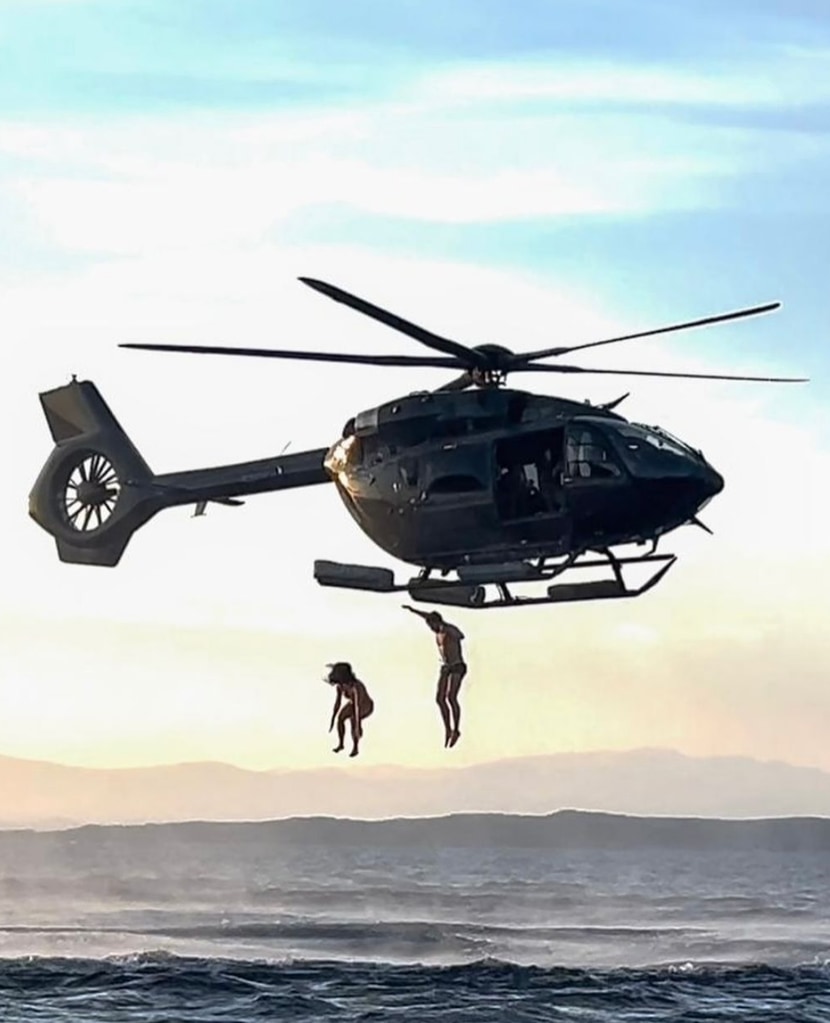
top-left (427, 474), bottom-right (485, 495)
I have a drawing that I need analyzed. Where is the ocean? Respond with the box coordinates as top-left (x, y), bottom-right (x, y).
top-left (1, 815), bottom-right (829, 1021)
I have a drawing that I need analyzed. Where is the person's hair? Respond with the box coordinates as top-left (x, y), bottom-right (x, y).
top-left (326, 662), bottom-right (355, 684)
top-left (426, 611), bottom-right (443, 627)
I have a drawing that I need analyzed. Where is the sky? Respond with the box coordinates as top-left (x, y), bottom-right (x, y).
top-left (1, 0), bottom-right (829, 782)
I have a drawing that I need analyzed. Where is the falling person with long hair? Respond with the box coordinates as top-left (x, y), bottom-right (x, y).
top-left (325, 662), bottom-right (375, 758)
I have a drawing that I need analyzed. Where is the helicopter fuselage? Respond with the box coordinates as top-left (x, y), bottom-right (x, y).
top-left (27, 276), bottom-right (794, 607)
top-left (324, 387), bottom-right (724, 570)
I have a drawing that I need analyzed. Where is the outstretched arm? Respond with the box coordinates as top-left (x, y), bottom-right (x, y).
top-left (402, 604), bottom-right (430, 621)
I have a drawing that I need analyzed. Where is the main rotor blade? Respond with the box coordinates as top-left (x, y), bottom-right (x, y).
top-left (119, 342), bottom-right (462, 368)
top-left (514, 302), bottom-right (782, 364)
top-left (516, 362), bottom-right (807, 382)
top-left (299, 277), bottom-right (489, 368)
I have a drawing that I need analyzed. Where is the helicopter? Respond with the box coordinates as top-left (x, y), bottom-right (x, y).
top-left (28, 277), bottom-right (806, 610)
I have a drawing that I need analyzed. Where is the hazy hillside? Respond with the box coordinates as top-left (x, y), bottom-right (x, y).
top-left (4, 811), bottom-right (830, 855)
top-left (2, 748), bottom-right (830, 827)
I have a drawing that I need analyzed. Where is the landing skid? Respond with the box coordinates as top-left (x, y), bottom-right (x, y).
top-left (313, 549), bottom-right (677, 610)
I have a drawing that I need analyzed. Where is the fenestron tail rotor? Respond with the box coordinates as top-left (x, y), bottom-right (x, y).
top-left (119, 279), bottom-right (806, 390)
top-left (61, 452), bottom-right (120, 532)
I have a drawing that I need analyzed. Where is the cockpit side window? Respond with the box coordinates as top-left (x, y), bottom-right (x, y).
top-left (565, 426), bottom-right (621, 480)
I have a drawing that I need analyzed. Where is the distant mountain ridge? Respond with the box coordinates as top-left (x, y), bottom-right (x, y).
top-left (2, 748), bottom-right (830, 827)
top-left (5, 810), bottom-right (828, 853)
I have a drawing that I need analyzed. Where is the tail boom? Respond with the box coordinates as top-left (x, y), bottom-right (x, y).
top-left (29, 378), bottom-right (330, 566)
top-left (151, 447), bottom-right (330, 507)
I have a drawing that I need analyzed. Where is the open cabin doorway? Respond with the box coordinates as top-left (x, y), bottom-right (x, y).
top-left (494, 427), bottom-right (565, 522)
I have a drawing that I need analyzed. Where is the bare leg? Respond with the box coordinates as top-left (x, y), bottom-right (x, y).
top-left (333, 706), bottom-right (350, 753)
top-left (447, 667), bottom-right (466, 748)
top-left (351, 704), bottom-right (373, 757)
top-left (436, 672), bottom-right (452, 746)
top-left (349, 709), bottom-right (363, 757)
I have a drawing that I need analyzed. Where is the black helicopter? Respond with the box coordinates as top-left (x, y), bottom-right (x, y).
top-left (28, 278), bottom-right (805, 610)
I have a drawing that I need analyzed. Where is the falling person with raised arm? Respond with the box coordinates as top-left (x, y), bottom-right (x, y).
top-left (402, 605), bottom-right (467, 748)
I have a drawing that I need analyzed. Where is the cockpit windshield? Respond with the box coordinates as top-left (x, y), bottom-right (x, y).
top-left (614, 422), bottom-right (701, 460)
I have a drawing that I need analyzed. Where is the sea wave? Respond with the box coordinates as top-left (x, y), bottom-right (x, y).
top-left (0, 916), bottom-right (828, 973)
top-left (1, 955), bottom-right (830, 1023)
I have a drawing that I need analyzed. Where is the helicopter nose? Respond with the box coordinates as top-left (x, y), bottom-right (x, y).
top-left (699, 463), bottom-right (724, 501)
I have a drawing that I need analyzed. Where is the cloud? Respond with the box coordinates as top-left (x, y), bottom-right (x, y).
top-left (414, 49), bottom-right (830, 109)
top-left (0, 104), bottom-right (744, 269)
top-left (4, 39), bottom-right (828, 276)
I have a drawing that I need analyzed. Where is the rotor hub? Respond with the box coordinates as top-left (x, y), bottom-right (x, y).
top-left (76, 480), bottom-right (114, 506)
top-left (470, 367), bottom-right (507, 388)
top-left (470, 344), bottom-right (515, 388)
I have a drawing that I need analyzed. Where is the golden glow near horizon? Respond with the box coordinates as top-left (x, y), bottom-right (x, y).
top-left (3, 451), bottom-right (830, 775)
